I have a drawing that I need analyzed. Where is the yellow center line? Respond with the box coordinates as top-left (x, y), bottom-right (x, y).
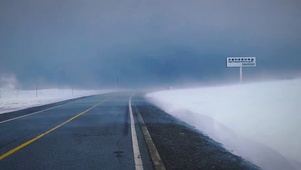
top-left (0, 98), bottom-right (109, 161)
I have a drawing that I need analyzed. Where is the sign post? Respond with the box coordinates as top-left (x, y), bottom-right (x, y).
top-left (226, 57), bottom-right (256, 83)
top-left (240, 66), bottom-right (242, 82)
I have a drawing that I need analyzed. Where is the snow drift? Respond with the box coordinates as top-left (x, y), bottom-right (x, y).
top-left (0, 89), bottom-right (113, 114)
top-left (146, 78), bottom-right (301, 170)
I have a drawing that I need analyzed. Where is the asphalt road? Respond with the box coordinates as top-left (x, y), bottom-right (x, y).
top-left (0, 92), bottom-right (154, 170)
top-left (0, 92), bottom-right (259, 170)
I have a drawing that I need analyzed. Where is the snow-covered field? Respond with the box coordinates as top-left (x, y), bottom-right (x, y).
top-left (146, 78), bottom-right (301, 170)
top-left (0, 89), bottom-right (114, 114)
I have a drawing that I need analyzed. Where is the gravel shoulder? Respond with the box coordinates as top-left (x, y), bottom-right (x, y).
top-left (134, 97), bottom-right (259, 170)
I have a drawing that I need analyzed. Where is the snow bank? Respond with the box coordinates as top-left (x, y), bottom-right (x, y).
top-left (0, 89), bottom-right (114, 114)
top-left (146, 79), bottom-right (301, 170)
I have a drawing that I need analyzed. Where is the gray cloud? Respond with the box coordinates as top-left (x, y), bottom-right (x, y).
top-left (1, 0), bottom-right (301, 88)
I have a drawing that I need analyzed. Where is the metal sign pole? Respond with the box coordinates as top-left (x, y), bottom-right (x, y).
top-left (240, 66), bottom-right (243, 83)
top-left (36, 83), bottom-right (38, 98)
top-left (226, 57), bottom-right (256, 83)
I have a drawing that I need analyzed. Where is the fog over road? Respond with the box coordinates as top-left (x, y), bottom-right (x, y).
top-left (0, 92), bottom-right (257, 170)
top-left (0, 93), bottom-right (154, 169)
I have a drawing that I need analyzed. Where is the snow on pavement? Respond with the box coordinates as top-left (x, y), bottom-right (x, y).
top-left (0, 89), bottom-right (114, 114)
top-left (146, 78), bottom-right (301, 170)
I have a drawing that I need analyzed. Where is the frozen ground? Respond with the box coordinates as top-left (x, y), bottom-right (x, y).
top-left (0, 89), bottom-right (114, 114)
top-left (146, 78), bottom-right (301, 170)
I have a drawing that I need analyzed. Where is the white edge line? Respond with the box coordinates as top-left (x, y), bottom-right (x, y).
top-left (0, 99), bottom-right (80, 124)
top-left (135, 106), bottom-right (166, 170)
top-left (129, 95), bottom-right (144, 170)
top-left (0, 97), bottom-right (109, 161)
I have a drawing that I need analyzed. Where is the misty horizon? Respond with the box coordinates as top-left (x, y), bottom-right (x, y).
top-left (1, 0), bottom-right (301, 89)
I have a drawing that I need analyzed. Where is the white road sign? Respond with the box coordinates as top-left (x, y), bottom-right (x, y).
top-left (227, 57), bottom-right (256, 67)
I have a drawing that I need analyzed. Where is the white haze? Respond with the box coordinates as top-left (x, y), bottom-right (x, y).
top-left (146, 78), bottom-right (301, 170)
top-left (0, 73), bottom-right (19, 89)
top-left (0, 89), bottom-right (114, 114)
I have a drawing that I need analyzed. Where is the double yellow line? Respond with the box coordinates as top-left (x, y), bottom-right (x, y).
top-left (0, 98), bottom-right (108, 161)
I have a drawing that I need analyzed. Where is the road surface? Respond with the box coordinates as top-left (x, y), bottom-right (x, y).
top-left (0, 92), bottom-right (258, 170)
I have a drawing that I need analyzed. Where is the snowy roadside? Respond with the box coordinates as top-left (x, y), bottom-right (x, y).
top-left (0, 89), bottom-right (115, 114)
top-left (146, 78), bottom-right (301, 170)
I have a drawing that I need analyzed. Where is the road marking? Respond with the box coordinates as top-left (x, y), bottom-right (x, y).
top-left (0, 98), bottom-right (84, 124)
top-left (135, 106), bottom-right (166, 170)
top-left (129, 95), bottom-right (144, 170)
top-left (0, 98), bottom-right (108, 161)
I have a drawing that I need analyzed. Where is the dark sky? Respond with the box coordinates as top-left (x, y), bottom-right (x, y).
top-left (1, 0), bottom-right (301, 89)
